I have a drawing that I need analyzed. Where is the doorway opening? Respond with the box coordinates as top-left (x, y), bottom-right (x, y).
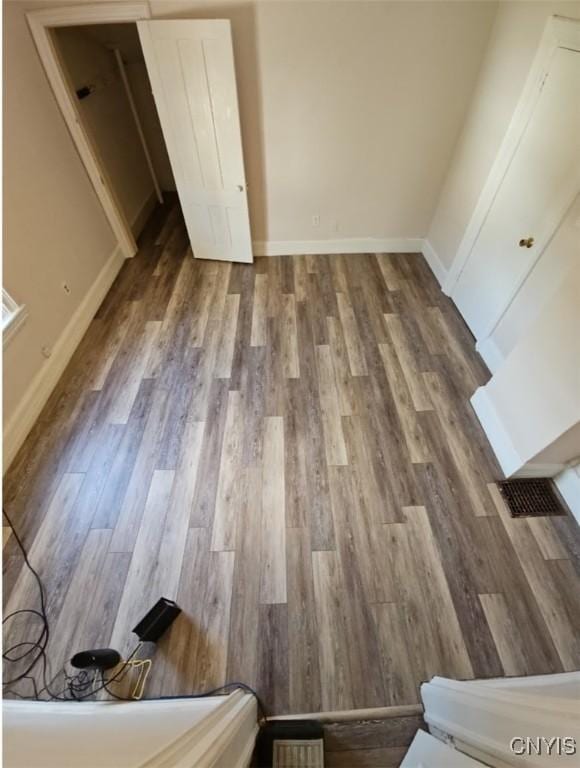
top-left (53, 21), bottom-right (176, 245)
top-left (28, 4), bottom-right (254, 264)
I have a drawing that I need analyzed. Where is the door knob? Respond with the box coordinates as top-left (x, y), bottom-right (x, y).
top-left (519, 237), bottom-right (534, 248)
top-left (237, 184), bottom-right (244, 192)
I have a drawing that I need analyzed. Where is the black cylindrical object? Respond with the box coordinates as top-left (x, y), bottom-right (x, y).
top-left (70, 649), bottom-right (121, 671)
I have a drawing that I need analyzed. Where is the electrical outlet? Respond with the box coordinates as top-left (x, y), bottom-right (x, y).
top-left (62, 282), bottom-right (71, 295)
top-left (312, 214), bottom-right (320, 227)
top-left (41, 346), bottom-right (52, 359)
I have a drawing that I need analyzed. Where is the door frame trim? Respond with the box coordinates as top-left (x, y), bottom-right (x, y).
top-left (27, 2), bottom-right (153, 259)
top-left (443, 15), bottom-right (580, 300)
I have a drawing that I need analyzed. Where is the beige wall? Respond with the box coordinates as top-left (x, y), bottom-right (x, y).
top-left (151, 0), bottom-right (497, 242)
top-left (428, 0), bottom-right (580, 270)
top-left (3, 0), bottom-right (116, 431)
top-left (54, 25), bottom-right (155, 232)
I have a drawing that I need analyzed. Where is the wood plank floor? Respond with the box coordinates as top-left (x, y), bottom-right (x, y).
top-left (4, 200), bottom-right (580, 713)
top-left (323, 714), bottom-right (425, 768)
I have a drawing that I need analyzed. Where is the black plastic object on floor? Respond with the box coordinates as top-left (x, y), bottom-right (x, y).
top-left (497, 478), bottom-right (567, 518)
top-left (70, 649), bottom-right (121, 671)
top-left (132, 598), bottom-right (181, 642)
top-left (253, 720), bottom-right (324, 767)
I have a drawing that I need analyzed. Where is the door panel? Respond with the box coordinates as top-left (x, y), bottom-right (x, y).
top-left (138, 20), bottom-right (253, 263)
top-left (452, 47), bottom-right (580, 339)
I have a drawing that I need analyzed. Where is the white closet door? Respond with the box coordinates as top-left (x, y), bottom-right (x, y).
top-left (452, 47), bottom-right (580, 340)
top-left (138, 20), bottom-right (253, 263)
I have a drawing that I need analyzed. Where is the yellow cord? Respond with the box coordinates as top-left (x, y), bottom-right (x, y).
top-left (107, 644), bottom-right (152, 700)
top-left (126, 659), bottom-right (152, 700)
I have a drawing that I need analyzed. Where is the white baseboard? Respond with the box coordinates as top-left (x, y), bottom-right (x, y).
top-left (3, 245), bottom-right (125, 473)
top-left (555, 466), bottom-right (580, 525)
top-left (421, 239), bottom-right (448, 288)
top-left (475, 336), bottom-right (505, 374)
top-left (470, 387), bottom-right (523, 477)
top-left (252, 237), bottom-right (424, 257)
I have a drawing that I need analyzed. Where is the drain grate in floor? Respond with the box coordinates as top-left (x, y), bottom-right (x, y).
top-left (273, 739), bottom-right (324, 768)
top-left (497, 478), bottom-right (567, 518)
top-left (255, 720), bottom-right (324, 767)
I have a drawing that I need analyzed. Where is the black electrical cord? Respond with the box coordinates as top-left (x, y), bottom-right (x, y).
top-left (2, 507), bottom-right (143, 702)
top-left (2, 507), bottom-right (48, 684)
top-left (2, 508), bottom-right (267, 721)
top-left (162, 682), bottom-right (268, 725)
top-left (2, 507), bottom-right (67, 701)
top-left (101, 676), bottom-right (267, 723)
